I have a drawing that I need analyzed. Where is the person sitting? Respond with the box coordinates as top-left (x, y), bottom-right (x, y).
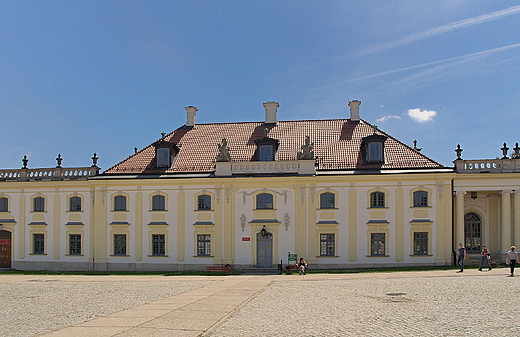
top-left (297, 257), bottom-right (308, 275)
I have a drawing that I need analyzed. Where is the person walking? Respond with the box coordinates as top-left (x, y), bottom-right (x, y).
top-left (457, 243), bottom-right (466, 272)
top-left (507, 246), bottom-right (519, 277)
top-left (478, 245), bottom-right (492, 271)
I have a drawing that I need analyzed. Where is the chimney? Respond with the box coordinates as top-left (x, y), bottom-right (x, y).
top-left (263, 101), bottom-right (279, 125)
top-left (348, 100), bottom-right (361, 122)
top-left (185, 106), bottom-right (198, 128)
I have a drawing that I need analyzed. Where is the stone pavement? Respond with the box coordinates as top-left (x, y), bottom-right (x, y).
top-left (0, 267), bottom-right (516, 336)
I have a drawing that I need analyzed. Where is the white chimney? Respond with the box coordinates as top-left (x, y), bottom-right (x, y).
top-left (185, 106), bottom-right (198, 127)
top-left (263, 101), bottom-right (279, 124)
top-left (348, 100), bottom-right (361, 122)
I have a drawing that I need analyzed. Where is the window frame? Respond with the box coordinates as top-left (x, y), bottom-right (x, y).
top-left (152, 234), bottom-right (165, 256)
top-left (114, 195), bottom-right (127, 212)
top-left (256, 193), bottom-right (274, 210)
top-left (370, 233), bottom-right (386, 256)
top-left (319, 192), bottom-right (336, 209)
top-left (319, 233), bottom-right (335, 256)
top-left (413, 191), bottom-right (428, 207)
top-left (370, 191), bottom-right (385, 208)
top-left (413, 232), bottom-right (428, 255)
top-left (197, 195), bottom-right (212, 211)
top-left (113, 234), bottom-right (127, 256)
top-left (0, 197), bottom-right (8, 212)
top-left (69, 196), bottom-right (82, 212)
top-left (33, 233), bottom-right (45, 255)
top-left (259, 145), bottom-right (274, 161)
top-left (33, 196), bottom-right (45, 212)
top-left (197, 234), bottom-right (211, 256)
top-left (69, 234), bottom-right (82, 255)
top-left (152, 195), bottom-right (166, 211)
top-left (156, 147), bottom-right (171, 168)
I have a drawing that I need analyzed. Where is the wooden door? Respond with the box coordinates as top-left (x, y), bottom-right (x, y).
top-left (0, 230), bottom-right (12, 268)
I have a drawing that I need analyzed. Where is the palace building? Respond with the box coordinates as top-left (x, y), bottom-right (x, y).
top-left (0, 101), bottom-right (518, 271)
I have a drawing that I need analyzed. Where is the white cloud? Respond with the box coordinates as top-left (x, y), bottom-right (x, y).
top-left (407, 108), bottom-right (437, 123)
top-left (376, 115), bottom-right (401, 123)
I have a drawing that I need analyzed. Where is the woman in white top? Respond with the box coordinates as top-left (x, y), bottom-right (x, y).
top-left (507, 246), bottom-right (519, 277)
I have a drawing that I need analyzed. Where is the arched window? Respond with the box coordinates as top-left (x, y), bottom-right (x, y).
top-left (464, 212), bottom-right (481, 252)
top-left (114, 195), bottom-right (127, 211)
top-left (370, 192), bottom-right (385, 208)
top-left (320, 193), bottom-right (335, 209)
top-left (0, 197), bottom-right (8, 212)
top-left (256, 193), bottom-right (273, 209)
top-left (152, 195), bottom-right (166, 211)
top-left (197, 195), bottom-right (211, 210)
top-left (413, 191), bottom-right (428, 207)
top-left (69, 196), bottom-right (82, 212)
top-left (34, 197), bottom-right (45, 212)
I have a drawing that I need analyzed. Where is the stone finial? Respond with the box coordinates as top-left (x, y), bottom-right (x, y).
top-left (501, 142), bottom-right (509, 159)
top-left (216, 138), bottom-right (231, 162)
top-left (513, 143), bottom-right (520, 159)
top-left (455, 144), bottom-right (463, 160)
top-left (22, 155), bottom-right (29, 169)
top-left (297, 135), bottom-right (315, 160)
top-left (91, 153), bottom-right (99, 167)
top-left (56, 154), bottom-right (63, 168)
top-left (348, 100), bottom-right (361, 122)
top-left (413, 140), bottom-right (422, 152)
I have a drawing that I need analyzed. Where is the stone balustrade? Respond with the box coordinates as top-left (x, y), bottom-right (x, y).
top-left (455, 158), bottom-right (520, 173)
top-left (0, 166), bottom-right (99, 181)
top-left (215, 160), bottom-right (316, 176)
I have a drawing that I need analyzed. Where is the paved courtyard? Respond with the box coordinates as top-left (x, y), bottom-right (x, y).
top-left (0, 268), bottom-right (518, 336)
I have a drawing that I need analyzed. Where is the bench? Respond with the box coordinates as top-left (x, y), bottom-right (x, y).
top-left (284, 264), bottom-right (300, 274)
top-left (206, 265), bottom-right (231, 275)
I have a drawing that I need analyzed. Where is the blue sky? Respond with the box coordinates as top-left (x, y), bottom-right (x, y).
top-left (1, 1), bottom-right (519, 170)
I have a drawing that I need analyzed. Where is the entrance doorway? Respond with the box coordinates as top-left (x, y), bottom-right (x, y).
top-left (256, 227), bottom-right (273, 268)
top-left (0, 230), bottom-right (12, 269)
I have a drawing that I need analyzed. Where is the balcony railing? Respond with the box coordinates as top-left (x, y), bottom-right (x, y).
top-left (0, 166), bottom-right (99, 181)
top-left (454, 158), bottom-right (520, 173)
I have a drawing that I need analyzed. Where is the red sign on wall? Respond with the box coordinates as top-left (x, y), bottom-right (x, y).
top-left (241, 237), bottom-right (250, 241)
top-left (0, 239), bottom-right (11, 245)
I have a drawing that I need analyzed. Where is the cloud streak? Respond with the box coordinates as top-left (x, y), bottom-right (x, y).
top-left (354, 5), bottom-right (520, 57)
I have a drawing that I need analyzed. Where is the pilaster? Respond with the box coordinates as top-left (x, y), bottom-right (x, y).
top-left (501, 190), bottom-right (512, 252)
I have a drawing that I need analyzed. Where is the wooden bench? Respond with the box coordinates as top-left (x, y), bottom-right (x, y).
top-left (284, 264), bottom-right (300, 274)
top-left (206, 265), bottom-right (231, 275)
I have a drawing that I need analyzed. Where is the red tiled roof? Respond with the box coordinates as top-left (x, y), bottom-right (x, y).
top-left (104, 119), bottom-right (443, 174)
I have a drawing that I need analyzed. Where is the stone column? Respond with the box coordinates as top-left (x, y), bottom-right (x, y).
top-left (501, 190), bottom-right (512, 253)
top-left (454, 191), bottom-right (466, 246)
top-left (514, 190), bottom-right (520, 248)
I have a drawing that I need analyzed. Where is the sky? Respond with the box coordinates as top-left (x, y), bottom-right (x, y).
top-left (1, 1), bottom-right (519, 170)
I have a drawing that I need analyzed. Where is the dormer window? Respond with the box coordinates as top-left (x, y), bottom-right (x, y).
top-left (152, 136), bottom-right (179, 169)
top-left (362, 133), bottom-right (387, 164)
top-left (254, 134), bottom-right (279, 162)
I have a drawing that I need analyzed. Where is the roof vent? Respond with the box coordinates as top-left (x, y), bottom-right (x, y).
top-left (185, 106), bottom-right (198, 128)
top-left (348, 100), bottom-right (361, 122)
top-left (263, 101), bottom-right (279, 125)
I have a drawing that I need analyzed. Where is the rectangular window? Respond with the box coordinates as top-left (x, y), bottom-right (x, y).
top-left (152, 195), bottom-right (166, 211)
top-left (413, 191), bottom-right (428, 207)
top-left (0, 197), bottom-right (8, 212)
top-left (69, 234), bottom-right (82, 255)
top-left (34, 197), bottom-right (45, 212)
top-left (33, 234), bottom-right (44, 254)
top-left (114, 234), bottom-right (127, 256)
top-left (197, 195), bottom-right (211, 210)
top-left (69, 197), bottom-right (82, 212)
top-left (156, 148), bottom-right (170, 167)
top-left (152, 234), bottom-right (165, 256)
top-left (197, 234), bottom-right (211, 256)
top-left (320, 234), bottom-right (335, 256)
top-left (259, 145), bottom-right (274, 161)
top-left (368, 142), bottom-right (382, 162)
top-left (413, 232), bottom-right (428, 255)
top-left (371, 233), bottom-right (386, 256)
top-left (320, 193), bottom-right (335, 209)
top-left (370, 192), bottom-right (385, 208)
top-left (114, 196), bottom-right (127, 211)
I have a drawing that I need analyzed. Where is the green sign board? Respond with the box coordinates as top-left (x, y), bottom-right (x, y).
top-left (288, 253), bottom-right (297, 264)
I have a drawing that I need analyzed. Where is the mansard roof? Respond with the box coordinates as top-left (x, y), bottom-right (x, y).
top-left (104, 119), bottom-right (444, 175)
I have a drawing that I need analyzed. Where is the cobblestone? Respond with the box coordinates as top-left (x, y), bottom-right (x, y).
top-left (210, 274), bottom-right (519, 336)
